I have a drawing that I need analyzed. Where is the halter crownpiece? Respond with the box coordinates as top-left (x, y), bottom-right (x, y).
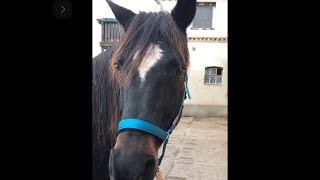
top-left (117, 71), bottom-right (191, 166)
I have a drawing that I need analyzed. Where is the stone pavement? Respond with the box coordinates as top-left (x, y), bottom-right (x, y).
top-left (156, 117), bottom-right (227, 180)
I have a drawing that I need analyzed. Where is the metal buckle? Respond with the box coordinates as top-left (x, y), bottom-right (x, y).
top-left (156, 167), bottom-right (163, 180)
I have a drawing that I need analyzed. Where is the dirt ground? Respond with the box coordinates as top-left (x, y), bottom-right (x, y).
top-left (155, 117), bottom-right (227, 180)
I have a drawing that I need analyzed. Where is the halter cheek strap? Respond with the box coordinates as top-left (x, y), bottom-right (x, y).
top-left (117, 72), bottom-right (191, 166)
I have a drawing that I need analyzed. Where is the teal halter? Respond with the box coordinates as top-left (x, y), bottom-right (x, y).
top-left (118, 72), bottom-right (191, 166)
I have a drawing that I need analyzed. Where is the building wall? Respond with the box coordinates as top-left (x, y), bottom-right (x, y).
top-left (184, 41), bottom-right (227, 117)
top-left (159, 0), bottom-right (227, 37)
top-left (160, 0), bottom-right (228, 116)
top-left (187, 42), bottom-right (227, 105)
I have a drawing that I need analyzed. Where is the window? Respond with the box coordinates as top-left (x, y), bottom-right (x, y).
top-left (204, 66), bottom-right (223, 85)
top-left (192, 2), bottom-right (216, 29)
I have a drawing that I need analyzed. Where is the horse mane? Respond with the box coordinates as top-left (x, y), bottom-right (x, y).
top-left (92, 48), bottom-right (120, 158)
top-left (92, 11), bottom-right (190, 155)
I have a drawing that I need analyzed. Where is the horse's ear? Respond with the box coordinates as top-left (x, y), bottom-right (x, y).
top-left (171, 0), bottom-right (196, 33)
top-left (106, 0), bottom-right (136, 31)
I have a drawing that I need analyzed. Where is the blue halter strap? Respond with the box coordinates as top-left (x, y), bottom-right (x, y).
top-left (118, 72), bottom-right (191, 166)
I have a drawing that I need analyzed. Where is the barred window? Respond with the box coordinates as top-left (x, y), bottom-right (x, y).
top-left (204, 67), bottom-right (223, 85)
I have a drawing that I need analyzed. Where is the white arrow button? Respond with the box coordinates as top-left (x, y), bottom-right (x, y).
top-left (60, 5), bottom-right (65, 13)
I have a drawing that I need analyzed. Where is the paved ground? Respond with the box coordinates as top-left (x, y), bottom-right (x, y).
top-left (156, 117), bottom-right (227, 180)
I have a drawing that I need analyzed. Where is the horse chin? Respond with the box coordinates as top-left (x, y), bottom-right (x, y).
top-left (109, 131), bottom-right (159, 179)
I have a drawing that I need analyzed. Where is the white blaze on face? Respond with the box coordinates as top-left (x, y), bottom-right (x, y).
top-left (136, 44), bottom-right (163, 82)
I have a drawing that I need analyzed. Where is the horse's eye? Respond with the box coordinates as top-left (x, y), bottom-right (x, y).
top-left (114, 62), bottom-right (121, 71)
top-left (175, 68), bottom-right (184, 78)
top-left (114, 56), bottom-right (125, 72)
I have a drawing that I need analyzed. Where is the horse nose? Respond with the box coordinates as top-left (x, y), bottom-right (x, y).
top-left (109, 148), bottom-right (156, 179)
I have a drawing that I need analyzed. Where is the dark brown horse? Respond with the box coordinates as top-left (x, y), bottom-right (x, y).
top-left (93, 0), bottom-right (196, 179)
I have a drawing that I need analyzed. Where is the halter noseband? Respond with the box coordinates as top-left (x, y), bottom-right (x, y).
top-left (117, 72), bottom-right (191, 166)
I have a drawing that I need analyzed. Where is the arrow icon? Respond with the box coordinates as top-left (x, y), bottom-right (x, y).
top-left (54, 0), bottom-right (72, 19)
top-left (60, 5), bottom-right (65, 13)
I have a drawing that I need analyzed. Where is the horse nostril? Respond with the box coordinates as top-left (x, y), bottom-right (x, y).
top-left (109, 147), bottom-right (157, 179)
top-left (142, 156), bottom-right (156, 177)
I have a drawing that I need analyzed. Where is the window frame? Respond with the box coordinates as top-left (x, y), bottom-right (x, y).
top-left (204, 66), bottom-right (223, 85)
top-left (191, 2), bottom-right (216, 30)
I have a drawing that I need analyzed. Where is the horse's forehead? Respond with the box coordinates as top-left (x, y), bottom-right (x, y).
top-left (136, 44), bottom-right (163, 83)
